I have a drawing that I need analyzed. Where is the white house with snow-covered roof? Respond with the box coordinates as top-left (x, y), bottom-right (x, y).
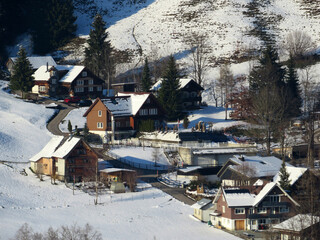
top-left (210, 182), bottom-right (299, 231)
top-left (150, 78), bottom-right (204, 110)
top-left (218, 155), bottom-right (293, 186)
top-left (83, 92), bottom-right (165, 142)
top-left (31, 65), bottom-right (104, 97)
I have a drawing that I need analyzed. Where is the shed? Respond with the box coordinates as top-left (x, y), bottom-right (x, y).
top-left (191, 198), bottom-right (214, 222)
top-left (110, 182), bottom-right (126, 193)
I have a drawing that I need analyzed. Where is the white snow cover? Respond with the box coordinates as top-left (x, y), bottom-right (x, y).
top-left (252, 182), bottom-right (277, 206)
top-left (52, 136), bottom-right (81, 158)
top-left (32, 65), bottom-right (54, 81)
top-left (10, 56), bottom-right (57, 69)
top-left (191, 198), bottom-right (213, 209)
top-left (230, 155), bottom-right (292, 178)
top-left (100, 168), bottom-right (135, 173)
top-left (150, 78), bottom-right (194, 91)
top-left (223, 188), bottom-right (256, 207)
top-left (273, 166), bottom-right (307, 186)
top-left (59, 107), bottom-right (88, 133)
top-left (57, 65), bottom-right (85, 83)
top-left (0, 80), bottom-right (240, 239)
top-left (29, 136), bottom-right (64, 162)
top-left (102, 97), bottom-right (132, 116)
top-left (0, 81), bottom-right (54, 162)
top-left (109, 146), bottom-right (171, 166)
top-left (273, 214), bottom-right (320, 232)
top-left (179, 166), bottom-right (202, 173)
top-left (117, 92), bottom-right (150, 115)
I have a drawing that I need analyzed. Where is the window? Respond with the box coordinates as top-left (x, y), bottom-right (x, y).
top-left (257, 208), bottom-right (267, 213)
top-left (280, 207), bottom-right (289, 213)
top-left (97, 122), bottom-right (103, 129)
top-left (116, 122), bottom-right (121, 128)
top-left (51, 78), bottom-right (56, 84)
top-left (139, 109), bottom-right (148, 115)
top-left (77, 80), bottom-right (84, 85)
top-left (89, 87), bottom-right (93, 92)
top-left (269, 195), bottom-right (280, 202)
top-left (149, 108), bottom-right (158, 115)
top-left (69, 168), bottom-right (75, 173)
top-left (77, 149), bottom-right (86, 155)
top-left (51, 87), bottom-right (55, 92)
top-left (39, 86), bottom-right (46, 92)
top-left (259, 219), bottom-right (266, 224)
top-left (83, 159), bottom-right (89, 163)
top-left (97, 86), bottom-right (102, 91)
top-left (222, 206), bottom-right (225, 213)
top-left (190, 92), bottom-right (197, 97)
top-left (89, 79), bottom-right (93, 85)
top-left (234, 208), bottom-right (245, 214)
top-left (75, 87), bottom-right (84, 93)
top-left (82, 71), bottom-right (87, 77)
top-left (126, 121), bottom-right (130, 127)
top-left (249, 208), bottom-right (254, 214)
top-left (98, 110), bottom-right (102, 117)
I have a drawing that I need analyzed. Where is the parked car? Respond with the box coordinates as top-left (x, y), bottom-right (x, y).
top-left (78, 99), bottom-right (92, 107)
top-left (64, 96), bottom-right (81, 104)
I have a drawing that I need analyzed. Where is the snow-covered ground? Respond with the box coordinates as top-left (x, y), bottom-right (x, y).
top-left (59, 107), bottom-right (88, 132)
top-left (0, 80), bottom-right (240, 239)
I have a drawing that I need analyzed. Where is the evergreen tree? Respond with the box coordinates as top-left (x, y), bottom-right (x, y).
top-left (285, 56), bottom-right (302, 118)
top-left (32, 0), bottom-right (77, 54)
top-left (183, 116), bottom-right (190, 129)
top-left (141, 57), bottom-right (151, 92)
top-left (85, 14), bottom-right (114, 90)
top-left (158, 55), bottom-right (181, 121)
top-left (68, 120), bottom-right (72, 134)
top-left (279, 161), bottom-right (291, 191)
top-left (9, 47), bottom-right (34, 98)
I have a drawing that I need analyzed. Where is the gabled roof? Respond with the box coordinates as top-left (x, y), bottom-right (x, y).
top-left (191, 198), bottom-right (213, 210)
top-left (32, 65), bottom-right (55, 81)
top-left (30, 136), bottom-right (83, 162)
top-left (83, 93), bottom-right (154, 118)
top-left (57, 65), bottom-right (85, 83)
top-left (273, 214), bottom-right (320, 232)
top-left (150, 78), bottom-right (203, 91)
top-left (10, 56), bottom-right (57, 69)
top-left (273, 166), bottom-right (307, 186)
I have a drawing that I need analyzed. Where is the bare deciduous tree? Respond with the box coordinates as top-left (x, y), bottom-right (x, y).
top-left (285, 31), bottom-right (315, 58)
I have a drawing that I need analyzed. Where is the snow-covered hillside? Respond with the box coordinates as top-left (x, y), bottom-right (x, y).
top-left (73, 0), bottom-right (320, 76)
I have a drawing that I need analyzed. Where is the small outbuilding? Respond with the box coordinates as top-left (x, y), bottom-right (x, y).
top-left (191, 198), bottom-right (214, 222)
top-left (99, 168), bottom-right (136, 191)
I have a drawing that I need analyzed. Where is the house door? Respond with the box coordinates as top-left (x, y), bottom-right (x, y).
top-left (235, 220), bottom-right (245, 230)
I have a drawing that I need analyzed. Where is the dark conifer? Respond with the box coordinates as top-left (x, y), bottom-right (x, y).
top-left (141, 57), bottom-right (152, 92)
top-left (9, 47), bottom-right (34, 98)
top-left (279, 161), bottom-right (291, 191)
top-left (158, 55), bottom-right (181, 120)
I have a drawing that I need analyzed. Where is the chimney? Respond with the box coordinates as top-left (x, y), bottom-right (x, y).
top-left (239, 155), bottom-right (245, 161)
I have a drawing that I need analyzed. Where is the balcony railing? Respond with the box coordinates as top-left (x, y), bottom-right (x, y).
top-left (261, 202), bottom-right (289, 207)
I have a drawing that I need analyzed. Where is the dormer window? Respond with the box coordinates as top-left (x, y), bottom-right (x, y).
top-left (82, 71), bottom-right (87, 77)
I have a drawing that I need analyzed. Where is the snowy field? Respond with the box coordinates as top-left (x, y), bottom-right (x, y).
top-left (59, 107), bottom-right (88, 133)
top-left (0, 80), bottom-right (240, 239)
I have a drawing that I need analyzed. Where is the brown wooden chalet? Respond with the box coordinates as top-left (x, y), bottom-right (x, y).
top-left (83, 92), bottom-right (165, 142)
top-left (151, 78), bottom-right (204, 110)
top-left (32, 65), bottom-right (104, 98)
top-left (30, 136), bottom-right (98, 182)
top-left (210, 182), bottom-right (299, 231)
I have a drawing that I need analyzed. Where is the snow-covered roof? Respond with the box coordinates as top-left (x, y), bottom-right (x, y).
top-left (178, 166), bottom-right (202, 173)
top-left (117, 92), bottom-right (150, 115)
top-left (229, 155), bottom-right (292, 178)
top-left (193, 148), bottom-right (256, 155)
top-left (32, 65), bottom-right (54, 81)
top-left (29, 136), bottom-right (82, 161)
top-left (102, 97), bottom-right (132, 117)
top-left (99, 168), bottom-right (135, 174)
top-left (29, 136), bottom-right (64, 162)
top-left (273, 166), bottom-right (307, 186)
top-left (11, 56), bottom-right (57, 69)
top-left (253, 179), bottom-right (264, 186)
top-left (253, 182), bottom-right (276, 206)
top-left (150, 78), bottom-right (194, 91)
top-left (57, 65), bottom-right (85, 83)
top-left (273, 214), bottom-right (320, 232)
top-left (191, 198), bottom-right (213, 209)
top-left (223, 188), bottom-right (255, 207)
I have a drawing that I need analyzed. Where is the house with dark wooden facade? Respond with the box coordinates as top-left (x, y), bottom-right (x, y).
top-left (32, 65), bottom-right (104, 97)
top-left (83, 92), bottom-right (165, 142)
top-left (151, 78), bottom-right (204, 110)
top-left (210, 182), bottom-right (299, 231)
top-left (30, 136), bottom-right (98, 182)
